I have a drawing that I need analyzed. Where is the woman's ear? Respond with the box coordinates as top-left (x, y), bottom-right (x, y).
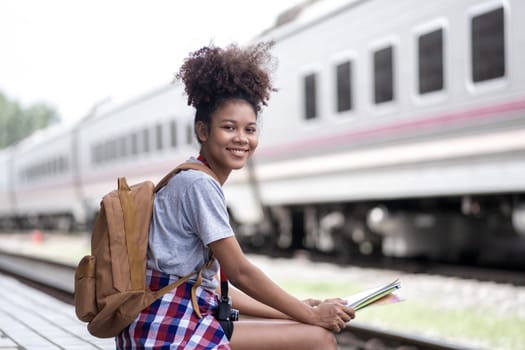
top-left (195, 121), bottom-right (209, 143)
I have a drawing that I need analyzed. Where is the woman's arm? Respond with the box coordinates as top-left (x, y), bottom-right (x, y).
top-left (214, 273), bottom-right (287, 319)
top-left (216, 275), bottom-right (321, 319)
top-left (209, 236), bottom-right (355, 331)
top-left (229, 286), bottom-right (289, 319)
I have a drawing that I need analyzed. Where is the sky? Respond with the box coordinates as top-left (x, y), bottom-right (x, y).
top-left (0, 0), bottom-right (303, 124)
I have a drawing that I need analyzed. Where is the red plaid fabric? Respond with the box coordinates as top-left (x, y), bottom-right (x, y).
top-left (116, 269), bottom-right (230, 349)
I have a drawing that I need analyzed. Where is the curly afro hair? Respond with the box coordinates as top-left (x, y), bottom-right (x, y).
top-left (175, 42), bottom-right (277, 120)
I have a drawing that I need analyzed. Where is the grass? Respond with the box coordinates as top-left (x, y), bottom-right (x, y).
top-left (276, 279), bottom-right (525, 350)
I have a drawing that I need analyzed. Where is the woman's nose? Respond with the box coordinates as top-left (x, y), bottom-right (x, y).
top-left (234, 132), bottom-right (249, 144)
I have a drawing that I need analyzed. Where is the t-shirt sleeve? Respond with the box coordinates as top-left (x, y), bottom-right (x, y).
top-left (182, 175), bottom-right (235, 246)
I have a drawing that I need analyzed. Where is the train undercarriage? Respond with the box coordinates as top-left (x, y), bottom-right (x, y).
top-left (236, 193), bottom-right (525, 269)
top-left (0, 213), bottom-right (77, 232)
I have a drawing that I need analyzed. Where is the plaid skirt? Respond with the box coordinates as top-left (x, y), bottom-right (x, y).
top-left (115, 269), bottom-right (230, 350)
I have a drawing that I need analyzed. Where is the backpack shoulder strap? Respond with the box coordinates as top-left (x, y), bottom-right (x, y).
top-left (154, 162), bottom-right (220, 192)
top-left (151, 163), bottom-right (219, 318)
top-left (152, 252), bottom-right (215, 319)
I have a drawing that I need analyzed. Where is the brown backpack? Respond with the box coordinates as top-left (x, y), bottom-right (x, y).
top-left (74, 162), bottom-right (218, 338)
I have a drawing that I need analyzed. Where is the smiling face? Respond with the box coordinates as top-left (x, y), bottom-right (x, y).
top-left (197, 99), bottom-right (258, 184)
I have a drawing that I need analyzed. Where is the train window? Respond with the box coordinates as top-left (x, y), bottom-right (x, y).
top-left (111, 139), bottom-right (118, 160)
top-left (156, 123), bottom-right (163, 150)
top-left (113, 139), bottom-right (119, 159)
top-left (98, 142), bottom-right (105, 163)
top-left (119, 136), bottom-right (128, 158)
top-left (51, 158), bottom-right (58, 174)
top-left (170, 120), bottom-right (177, 148)
top-left (107, 140), bottom-right (117, 161)
top-left (336, 60), bottom-right (353, 112)
top-left (96, 145), bottom-right (101, 164)
top-left (101, 142), bottom-right (107, 162)
top-left (130, 132), bottom-right (138, 155)
top-left (58, 158), bottom-right (63, 173)
top-left (100, 143), bottom-right (106, 163)
top-left (59, 156), bottom-right (67, 173)
top-left (303, 73), bottom-right (318, 119)
top-left (96, 144), bottom-right (102, 164)
top-left (37, 163), bottom-right (44, 177)
top-left (100, 142), bottom-right (108, 162)
top-left (23, 157), bottom-right (63, 180)
top-left (373, 45), bottom-right (394, 104)
top-left (58, 156), bottom-right (66, 173)
top-left (30, 164), bottom-right (38, 179)
top-left (105, 140), bottom-right (112, 161)
top-left (112, 139), bottom-right (121, 159)
top-left (100, 142), bottom-right (108, 163)
top-left (91, 145), bottom-right (97, 164)
top-left (106, 140), bottom-right (114, 161)
top-left (186, 123), bottom-right (193, 145)
top-left (143, 128), bottom-right (150, 153)
top-left (471, 7), bottom-right (505, 82)
top-left (418, 28), bottom-right (444, 94)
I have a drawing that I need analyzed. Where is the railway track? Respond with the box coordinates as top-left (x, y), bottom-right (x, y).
top-left (0, 250), bottom-right (75, 305)
top-left (0, 250), bottom-right (481, 350)
top-left (251, 246), bottom-right (525, 286)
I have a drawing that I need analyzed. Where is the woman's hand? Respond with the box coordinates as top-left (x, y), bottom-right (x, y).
top-left (311, 299), bottom-right (355, 332)
top-left (302, 298), bottom-right (321, 307)
top-left (303, 297), bottom-right (347, 307)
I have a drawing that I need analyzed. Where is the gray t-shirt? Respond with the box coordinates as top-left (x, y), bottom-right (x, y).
top-left (146, 159), bottom-right (234, 290)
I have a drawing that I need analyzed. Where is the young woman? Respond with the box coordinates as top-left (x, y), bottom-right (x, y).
top-left (116, 42), bottom-right (355, 350)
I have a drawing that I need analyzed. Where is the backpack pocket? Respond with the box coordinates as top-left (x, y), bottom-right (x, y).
top-left (74, 255), bottom-right (97, 322)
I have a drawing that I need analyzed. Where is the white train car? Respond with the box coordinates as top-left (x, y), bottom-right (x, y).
top-left (75, 85), bottom-right (199, 223)
top-left (0, 148), bottom-right (14, 228)
top-left (226, 0), bottom-right (525, 264)
top-left (1, 0), bottom-right (524, 266)
top-left (9, 123), bottom-right (84, 230)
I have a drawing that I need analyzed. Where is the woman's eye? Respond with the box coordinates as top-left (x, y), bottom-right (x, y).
top-left (246, 127), bottom-right (257, 134)
top-left (223, 125), bottom-right (235, 131)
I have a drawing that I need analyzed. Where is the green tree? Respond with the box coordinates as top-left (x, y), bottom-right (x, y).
top-left (0, 91), bottom-right (60, 149)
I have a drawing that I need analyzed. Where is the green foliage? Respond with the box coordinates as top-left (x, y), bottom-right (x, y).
top-left (0, 91), bottom-right (60, 149)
